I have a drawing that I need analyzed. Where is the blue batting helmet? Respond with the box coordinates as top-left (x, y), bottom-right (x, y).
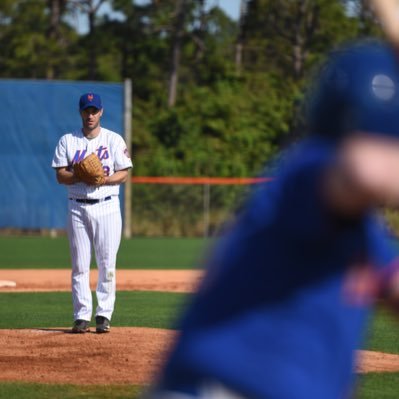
top-left (308, 40), bottom-right (399, 140)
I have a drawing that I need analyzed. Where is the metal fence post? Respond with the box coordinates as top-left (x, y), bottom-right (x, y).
top-left (123, 78), bottom-right (132, 238)
top-left (203, 183), bottom-right (210, 237)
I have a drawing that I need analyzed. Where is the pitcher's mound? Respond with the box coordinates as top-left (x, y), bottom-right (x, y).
top-left (0, 327), bottom-right (175, 385)
top-left (0, 328), bottom-right (399, 386)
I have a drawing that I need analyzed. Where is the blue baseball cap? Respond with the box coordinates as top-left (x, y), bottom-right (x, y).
top-left (79, 92), bottom-right (102, 111)
top-left (308, 40), bottom-right (399, 140)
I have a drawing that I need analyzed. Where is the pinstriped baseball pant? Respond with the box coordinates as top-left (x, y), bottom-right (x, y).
top-left (67, 196), bottom-right (122, 322)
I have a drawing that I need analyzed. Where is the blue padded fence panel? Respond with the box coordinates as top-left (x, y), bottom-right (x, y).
top-left (0, 80), bottom-right (124, 229)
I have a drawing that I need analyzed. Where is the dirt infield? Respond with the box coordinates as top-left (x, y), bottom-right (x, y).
top-left (0, 327), bottom-right (398, 385)
top-left (0, 269), bottom-right (203, 293)
top-left (357, 350), bottom-right (399, 373)
top-left (0, 327), bottom-right (175, 385)
top-left (1, 269), bottom-right (399, 385)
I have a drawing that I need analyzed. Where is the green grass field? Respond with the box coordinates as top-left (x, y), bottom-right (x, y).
top-left (0, 291), bottom-right (188, 329)
top-left (357, 373), bottom-right (399, 399)
top-left (365, 306), bottom-right (399, 354)
top-left (1, 236), bottom-right (399, 398)
top-left (0, 236), bottom-right (207, 269)
top-left (0, 383), bottom-right (141, 399)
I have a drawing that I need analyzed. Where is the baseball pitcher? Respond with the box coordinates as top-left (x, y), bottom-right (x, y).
top-left (52, 92), bottom-right (132, 334)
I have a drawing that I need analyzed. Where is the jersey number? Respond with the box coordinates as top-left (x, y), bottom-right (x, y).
top-left (103, 166), bottom-right (110, 176)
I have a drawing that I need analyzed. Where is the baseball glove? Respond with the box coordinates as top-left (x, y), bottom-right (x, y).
top-left (73, 153), bottom-right (106, 186)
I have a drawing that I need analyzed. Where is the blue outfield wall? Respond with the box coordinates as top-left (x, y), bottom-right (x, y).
top-left (0, 80), bottom-right (125, 229)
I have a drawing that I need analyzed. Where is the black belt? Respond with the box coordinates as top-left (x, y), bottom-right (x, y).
top-left (69, 196), bottom-right (111, 204)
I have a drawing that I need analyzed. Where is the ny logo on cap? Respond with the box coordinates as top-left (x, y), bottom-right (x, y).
top-left (88, 94), bottom-right (94, 102)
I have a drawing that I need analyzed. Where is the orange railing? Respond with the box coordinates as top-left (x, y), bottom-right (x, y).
top-left (131, 176), bottom-right (272, 185)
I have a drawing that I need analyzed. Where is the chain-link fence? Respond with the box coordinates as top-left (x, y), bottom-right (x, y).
top-left (130, 177), bottom-right (271, 237)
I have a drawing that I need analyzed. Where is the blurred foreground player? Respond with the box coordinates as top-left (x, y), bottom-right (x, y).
top-left (147, 41), bottom-right (399, 399)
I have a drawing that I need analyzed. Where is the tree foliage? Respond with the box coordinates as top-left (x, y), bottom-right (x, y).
top-left (0, 0), bottom-right (384, 177)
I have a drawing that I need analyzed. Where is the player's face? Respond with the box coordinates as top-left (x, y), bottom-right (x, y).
top-left (338, 132), bottom-right (399, 207)
top-left (80, 107), bottom-right (103, 131)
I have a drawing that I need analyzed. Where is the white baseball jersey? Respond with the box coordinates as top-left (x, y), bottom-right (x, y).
top-left (51, 127), bottom-right (132, 198)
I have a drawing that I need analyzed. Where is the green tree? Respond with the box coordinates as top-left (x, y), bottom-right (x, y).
top-left (0, 0), bottom-right (77, 79)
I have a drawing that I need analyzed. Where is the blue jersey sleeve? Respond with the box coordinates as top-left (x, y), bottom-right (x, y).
top-left (239, 138), bottom-right (337, 246)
